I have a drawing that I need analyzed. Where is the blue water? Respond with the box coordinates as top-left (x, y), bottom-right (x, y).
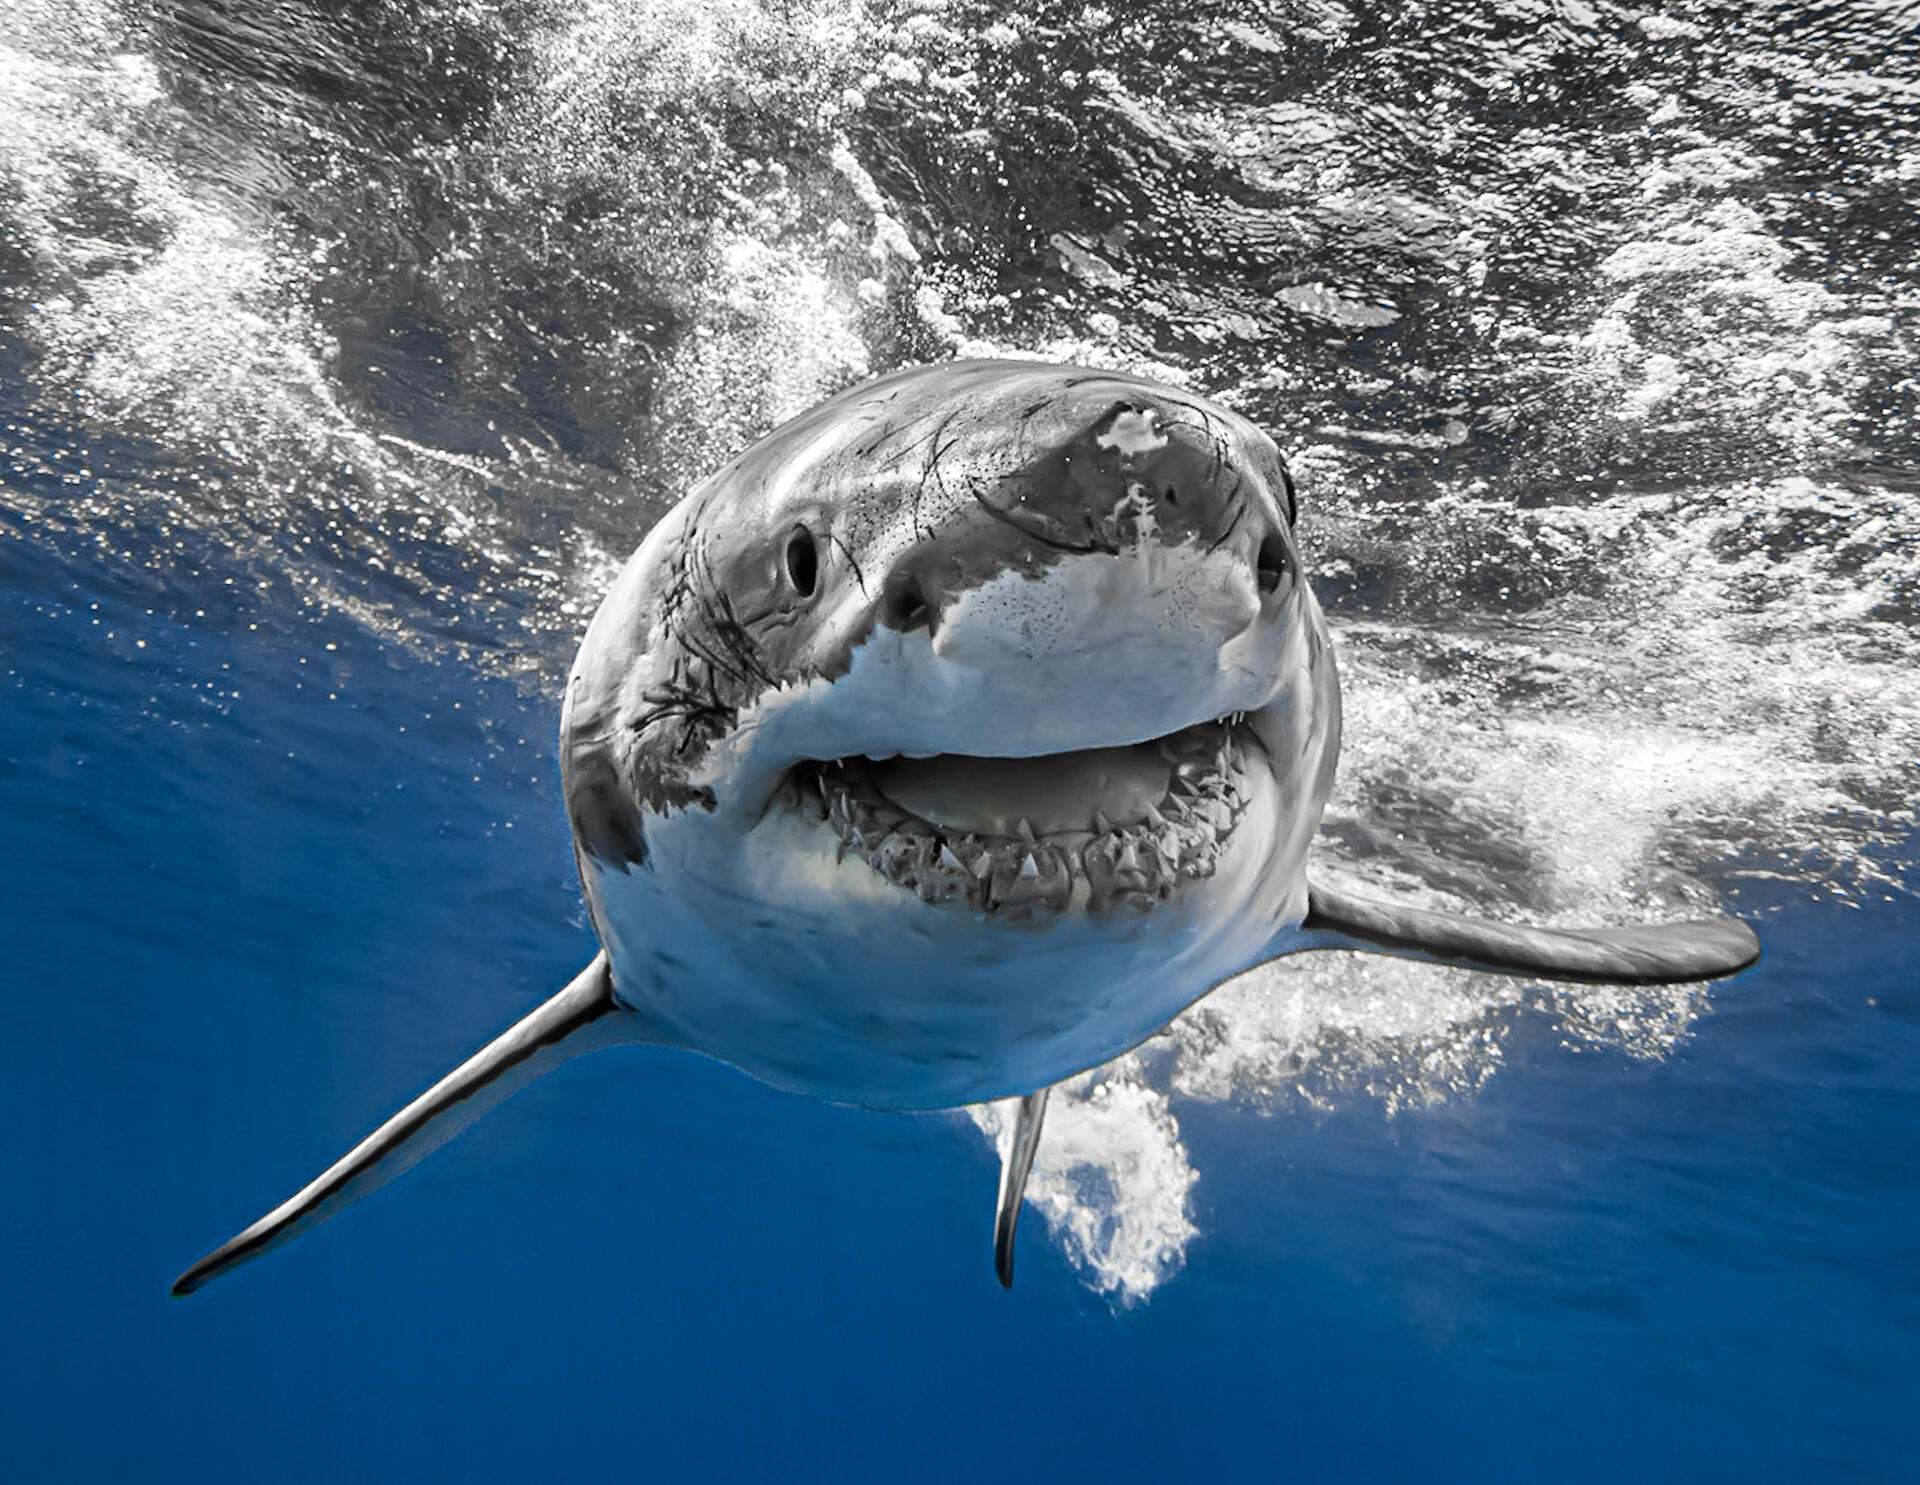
top-left (7, 0), bottom-right (1920, 1477)
top-left (4, 476), bottom-right (1917, 1480)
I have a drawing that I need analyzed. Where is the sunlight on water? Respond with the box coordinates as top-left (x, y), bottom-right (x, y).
top-left (4, 0), bottom-right (1916, 1301)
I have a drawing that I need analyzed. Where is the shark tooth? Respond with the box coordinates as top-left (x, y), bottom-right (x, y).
top-left (884, 835), bottom-right (923, 878)
top-left (1049, 831), bottom-right (1091, 875)
top-left (919, 857), bottom-right (967, 901)
top-left (1027, 851), bottom-right (1073, 910)
top-left (1015, 817), bottom-right (1038, 846)
top-left (996, 874), bottom-right (1043, 909)
top-left (938, 843), bottom-right (969, 876)
top-left (791, 772), bottom-right (828, 821)
top-left (1018, 853), bottom-right (1040, 880)
top-left (1091, 808), bottom-right (1115, 834)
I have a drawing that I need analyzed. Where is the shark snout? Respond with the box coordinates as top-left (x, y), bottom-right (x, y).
top-left (921, 544), bottom-right (1264, 667)
top-left (872, 399), bottom-right (1289, 662)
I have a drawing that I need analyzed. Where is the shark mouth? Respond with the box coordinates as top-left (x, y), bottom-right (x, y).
top-left (783, 717), bottom-right (1259, 915)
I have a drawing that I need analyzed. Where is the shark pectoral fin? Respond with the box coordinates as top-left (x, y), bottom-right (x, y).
top-left (1294, 881), bottom-right (1761, 986)
top-left (173, 952), bottom-right (648, 1297)
top-left (993, 1087), bottom-right (1050, 1289)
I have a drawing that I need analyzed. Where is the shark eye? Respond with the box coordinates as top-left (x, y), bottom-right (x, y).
top-left (1257, 531), bottom-right (1289, 595)
top-left (783, 524), bottom-right (819, 599)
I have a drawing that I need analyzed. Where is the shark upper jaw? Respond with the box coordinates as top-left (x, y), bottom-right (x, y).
top-left (771, 711), bottom-right (1271, 917)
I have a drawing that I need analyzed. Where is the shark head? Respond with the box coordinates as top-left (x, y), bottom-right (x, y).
top-left (563, 360), bottom-right (1341, 1106)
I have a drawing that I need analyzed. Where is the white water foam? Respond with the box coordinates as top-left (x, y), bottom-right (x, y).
top-left (972, 1057), bottom-right (1197, 1301)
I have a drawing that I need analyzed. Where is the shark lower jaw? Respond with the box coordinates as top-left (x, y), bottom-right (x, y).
top-left (775, 715), bottom-right (1263, 917)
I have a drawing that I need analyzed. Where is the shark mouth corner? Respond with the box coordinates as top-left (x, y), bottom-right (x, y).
top-left (778, 718), bottom-right (1261, 915)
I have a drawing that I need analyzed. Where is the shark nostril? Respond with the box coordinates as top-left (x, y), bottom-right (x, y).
top-left (882, 573), bottom-right (934, 633)
top-left (1256, 531), bottom-right (1288, 596)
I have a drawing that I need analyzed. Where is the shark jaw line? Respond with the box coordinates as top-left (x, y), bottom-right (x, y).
top-left (776, 714), bottom-right (1262, 917)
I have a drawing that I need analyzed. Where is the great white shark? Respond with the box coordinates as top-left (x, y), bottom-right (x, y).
top-left (174, 360), bottom-right (1760, 1295)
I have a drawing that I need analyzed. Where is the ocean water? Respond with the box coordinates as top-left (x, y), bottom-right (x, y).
top-left (3, 1), bottom-right (1918, 1479)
